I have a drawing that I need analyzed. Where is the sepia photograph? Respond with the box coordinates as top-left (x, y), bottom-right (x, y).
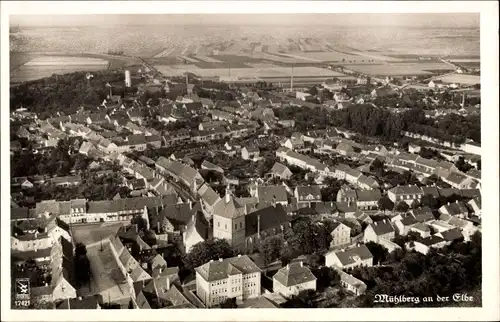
top-left (1, 1), bottom-right (498, 321)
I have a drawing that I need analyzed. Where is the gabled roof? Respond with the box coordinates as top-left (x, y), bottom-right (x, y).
top-left (411, 206), bottom-right (435, 222)
top-left (212, 194), bottom-right (245, 219)
top-left (328, 245), bottom-right (373, 266)
top-left (439, 228), bottom-right (464, 241)
top-left (295, 186), bottom-right (322, 201)
top-left (195, 255), bottom-right (261, 282)
top-left (445, 172), bottom-right (469, 185)
top-left (356, 189), bottom-right (382, 202)
top-left (411, 222), bottom-right (431, 232)
top-left (245, 204), bottom-right (289, 237)
top-left (440, 201), bottom-right (469, 216)
top-left (388, 185), bottom-right (423, 196)
top-left (273, 262), bottom-right (316, 287)
top-left (418, 235), bottom-right (445, 246)
top-left (369, 220), bottom-right (395, 235)
top-left (270, 162), bottom-right (292, 176)
top-left (400, 214), bottom-right (418, 226)
top-left (257, 185), bottom-right (289, 204)
top-left (197, 183), bottom-right (221, 208)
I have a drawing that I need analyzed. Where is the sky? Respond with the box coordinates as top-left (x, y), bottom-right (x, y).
top-left (10, 13), bottom-right (480, 28)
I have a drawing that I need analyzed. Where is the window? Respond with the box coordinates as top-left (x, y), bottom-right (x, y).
top-left (235, 224), bottom-right (237, 230)
top-left (218, 222), bottom-right (220, 227)
top-left (240, 222), bottom-right (243, 229)
top-left (225, 224), bottom-right (227, 229)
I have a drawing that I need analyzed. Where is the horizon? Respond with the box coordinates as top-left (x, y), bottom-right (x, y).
top-left (10, 13), bottom-right (480, 29)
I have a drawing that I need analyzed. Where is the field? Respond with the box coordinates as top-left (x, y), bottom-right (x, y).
top-left (155, 65), bottom-right (345, 79)
top-left (435, 74), bottom-right (481, 85)
top-left (24, 56), bottom-right (108, 66)
top-left (345, 62), bottom-right (455, 76)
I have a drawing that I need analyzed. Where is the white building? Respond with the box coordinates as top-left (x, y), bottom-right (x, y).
top-left (325, 244), bottom-right (373, 269)
top-left (195, 255), bottom-right (261, 307)
top-left (272, 262), bottom-right (317, 297)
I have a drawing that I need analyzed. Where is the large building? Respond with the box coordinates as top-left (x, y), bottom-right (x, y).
top-left (195, 255), bottom-right (261, 307)
top-left (211, 191), bottom-right (290, 252)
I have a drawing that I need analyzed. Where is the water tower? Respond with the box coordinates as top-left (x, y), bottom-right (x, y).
top-left (125, 70), bottom-right (131, 87)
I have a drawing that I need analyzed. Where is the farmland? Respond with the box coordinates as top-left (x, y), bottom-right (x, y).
top-left (11, 55), bottom-right (109, 83)
top-left (434, 74), bottom-right (481, 85)
top-left (345, 62), bottom-right (455, 76)
top-left (155, 65), bottom-right (345, 79)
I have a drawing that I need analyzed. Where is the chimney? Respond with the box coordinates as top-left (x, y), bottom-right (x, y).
top-left (287, 264), bottom-right (290, 270)
top-left (448, 202), bottom-right (450, 206)
top-left (219, 258), bottom-right (223, 262)
top-left (300, 261), bottom-right (303, 267)
top-left (238, 254), bottom-right (241, 258)
top-left (257, 214), bottom-right (261, 236)
top-left (78, 296), bottom-right (83, 301)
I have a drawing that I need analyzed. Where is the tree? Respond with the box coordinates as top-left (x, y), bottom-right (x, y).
top-left (281, 290), bottom-right (318, 308)
top-left (311, 266), bottom-right (340, 291)
top-left (219, 297), bottom-right (238, 308)
top-left (365, 242), bottom-right (389, 265)
top-left (394, 201), bottom-right (410, 213)
top-left (183, 238), bottom-right (234, 271)
top-left (378, 196), bottom-right (394, 212)
top-left (259, 234), bottom-right (285, 265)
top-left (74, 243), bottom-right (91, 287)
top-left (308, 86), bottom-right (318, 96)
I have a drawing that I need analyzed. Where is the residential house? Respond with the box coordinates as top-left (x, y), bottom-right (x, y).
top-left (294, 186), bottom-right (322, 208)
top-left (364, 220), bottom-right (395, 243)
top-left (325, 244), bottom-right (374, 269)
top-left (387, 185), bottom-right (424, 206)
top-left (435, 228), bottom-right (464, 243)
top-left (329, 222), bottom-right (351, 248)
top-left (409, 222), bottom-right (432, 238)
top-left (394, 214), bottom-right (418, 236)
top-left (336, 142), bottom-right (354, 156)
top-left (255, 185), bottom-right (289, 206)
top-left (412, 236), bottom-right (448, 255)
top-left (442, 172), bottom-right (476, 189)
top-left (408, 143), bottom-right (421, 154)
top-left (273, 262), bottom-right (317, 298)
top-left (355, 189), bottom-right (382, 210)
top-left (241, 146), bottom-right (260, 161)
top-left (201, 160), bottom-right (224, 174)
top-left (410, 206), bottom-right (435, 223)
top-left (195, 255), bottom-right (261, 307)
top-left (268, 162), bottom-right (293, 180)
top-left (337, 269), bottom-right (367, 296)
top-left (438, 201), bottom-right (469, 219)
top-left (467, 197), bottom-right (481, 217)
top-left (357, 175), bottom-right (380, 190)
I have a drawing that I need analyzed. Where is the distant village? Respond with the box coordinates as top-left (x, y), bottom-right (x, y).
top-left (10, 58), bottom-right (482, 309)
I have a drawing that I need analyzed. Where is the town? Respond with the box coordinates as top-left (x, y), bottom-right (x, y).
top-left (9, 28), bottom-right (482, 310)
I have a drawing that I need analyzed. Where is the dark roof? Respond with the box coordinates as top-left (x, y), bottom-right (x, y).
top-left (356, 189), bottom-right (382, 202)
top-left (11, 207), bottom-right (31, 221)
top-left (257, 186), bottom-right (289, 204)
top-left (418, 235), bottom-right (445, 246)
top-left (245, 204), bottom-right (289, 237)
top-left (158, 203), bottom-right (199, 227)
top-left (369, 220), bottom-right (395, 235)
top-left (329, 245), bottom-right (373, 266)
top-left (273, 262), bottom-right (316, 287)
top-left (411, 207), bottom-right (435, 222)
top-left (295, 186), bottom-right (322, 201)
top-left (56, 295), bottom-right (100, 309)
top-left (422, 186), bottom-right (440, 198)
top-left (400, 214), bottom-right (418, 226)
top-left (440, 228), bottom-right (464, 241)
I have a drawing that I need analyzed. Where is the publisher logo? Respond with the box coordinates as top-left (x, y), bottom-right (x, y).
top-left (15, 278), bottom-right (30, 300)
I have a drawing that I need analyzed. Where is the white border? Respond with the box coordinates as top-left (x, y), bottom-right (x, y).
top-left (1, 1), bottom-right (498, 321)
